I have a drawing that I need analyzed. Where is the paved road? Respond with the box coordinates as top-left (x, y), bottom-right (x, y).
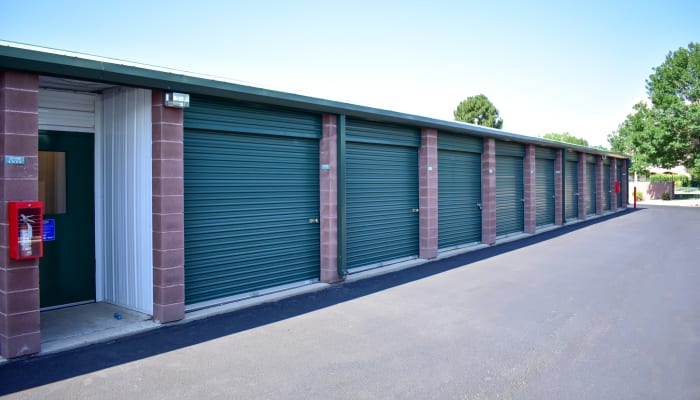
top-left (2, 206), bottom-right (699, 399)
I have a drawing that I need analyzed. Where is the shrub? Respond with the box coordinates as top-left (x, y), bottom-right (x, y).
top-left (661, 191), bottom-right (671, 201)
top-left (649, 174), bottom-right (690, 187)
top-left (635, 191), bottom-right (644, 201)
top-left (649, 174), bottom-right (674, 182)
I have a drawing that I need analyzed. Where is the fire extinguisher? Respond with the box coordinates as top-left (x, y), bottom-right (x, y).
top-left (19, 213), bottom-right (33, 257)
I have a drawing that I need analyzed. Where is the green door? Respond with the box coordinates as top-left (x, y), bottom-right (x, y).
top-left (603, 162), bottom-right (611, 211)
top-left (184, 97), bottom-right (321, 304)
top-left (346, 119), bottom-right (420, 270)
top-left (535, 158), bottom-right (555, 226)
top-left (617, 160), bottom-right (623, 207)
top-left (495, 142), bottom-right (525, 237)
top-left (565, 159), bottom-right (579, 221)
top-left (586, 160), bottom-right (597, 215)
top-left (438, 132), bottom-right (482, 249)
top-left (38, 131), bottom-right (95, 308)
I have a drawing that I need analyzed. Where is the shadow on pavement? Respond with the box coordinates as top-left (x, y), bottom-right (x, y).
top-left (0, 208), bottom-right (640, 395)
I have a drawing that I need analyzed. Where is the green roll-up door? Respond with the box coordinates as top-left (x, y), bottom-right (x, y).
top-left (586, 160), bottom-right (597, 215)
top-left (346, 119), bottom-right (420, 270)
top-left (565, 159), bottom-right (579, 221)
top-left (535, 158), bottom-right (555, 226)
top-left (183, 97), bottom-right (321, 304)
top-left (603, 161), bottom-right (611, 211)
top-left (617, 160), bottom-right (623, 207)
top-left (438, 132), bottom-right (482, 249)
top-left (495, 142), bottom-right (525, 236)
top-left (535, 147), bottom-right (556, 226)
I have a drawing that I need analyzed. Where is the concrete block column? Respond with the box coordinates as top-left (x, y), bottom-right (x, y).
top-left (596, 156), bottom-right (604, 215)
top-left (481, 138), bottom-right (496, 245)
top-left (419, 128), bottom-right (438, 259)
top-left (320, 114), bottom-right (341, 282)
top-left (0, 70), bottom-right (41, 359)
top-left (524, 145), bottom-right (536, 234)
top-left (621, 161), bottom-right (628, 209)
top-left (151, 90), bottom-right (185, 323)
top-left (554, 149), bottom-right (564, 226)
top-left (611, 161), bottom-right (618, 212)
top-left (578, 152), bottom-right (586, 220)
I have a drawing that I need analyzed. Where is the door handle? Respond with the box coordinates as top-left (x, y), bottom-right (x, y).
top-left (411, 208), bottom-right (420, 213)
top-left (476, 203), bottom-right (482, 210)
top-left (308, 218), bottom-right (320, 224)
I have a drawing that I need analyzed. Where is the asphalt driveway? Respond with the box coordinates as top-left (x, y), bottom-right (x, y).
top-left (2, 205), bottom-right (699, 399)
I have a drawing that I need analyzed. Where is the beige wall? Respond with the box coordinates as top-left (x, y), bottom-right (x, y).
top-left (629, 182), bottom-right (674, 201)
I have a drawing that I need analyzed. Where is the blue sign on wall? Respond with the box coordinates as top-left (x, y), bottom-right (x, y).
top-left (43, 219), bottom-right (56, 241)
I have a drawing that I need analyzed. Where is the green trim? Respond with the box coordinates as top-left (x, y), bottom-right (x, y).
top-left (0, 42), bottom-right (628, 160)
top-left (337, 114), bottom-right (347, 278)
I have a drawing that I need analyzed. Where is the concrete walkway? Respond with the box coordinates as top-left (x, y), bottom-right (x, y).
top-left (1, 205), bottom-right (699, 399)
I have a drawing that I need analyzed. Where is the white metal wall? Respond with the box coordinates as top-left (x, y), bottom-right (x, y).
top-left (97, 87), bottom-right (153, 314)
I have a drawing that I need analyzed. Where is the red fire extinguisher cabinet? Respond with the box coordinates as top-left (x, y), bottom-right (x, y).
top-left (8, 201), bottom-right (43, 260)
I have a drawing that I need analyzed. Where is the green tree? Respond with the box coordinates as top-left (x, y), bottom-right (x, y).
top-left (454, 94), bottom-right (503, 129)
top-left (608, 102), bottom-right (660, 174)
top-left (542, 132), bottom-right (589, 146)
top-left (608, 42), bottom-right (700, 179)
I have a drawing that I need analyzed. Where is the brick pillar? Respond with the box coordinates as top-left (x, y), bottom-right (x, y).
top-left (596, 156), bottom-right (604, 215)
top-left (0, 71), bottom-right (41, 358)
top-left (320, 115), bottom-right (341, 282)
top-left (578, 152), bottom-right (586, 220)
top-left (621, 161), bottom-right (628, 209)
top-left (554, 149), bottom-right (564, 225)
top-left (523, 145), bottom-right (536, 234)
top-left (419, 128), bottom-right (438, 259)
top-left (481, 138), bottom-right (496, 245)
top-left (152, 90), bottom-right (185, 323)
top-left (611, 161), bottom-right (618, 212)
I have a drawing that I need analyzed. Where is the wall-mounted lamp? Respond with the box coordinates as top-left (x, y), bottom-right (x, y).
top-left (164, 92), bottom-right (190, 108)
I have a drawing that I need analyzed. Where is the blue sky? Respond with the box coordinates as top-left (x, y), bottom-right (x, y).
top-left (1, 0), bottom-right (698, 146)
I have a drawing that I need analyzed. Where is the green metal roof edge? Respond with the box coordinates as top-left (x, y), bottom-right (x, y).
top-left (0, 41), bottom-right (628, 159)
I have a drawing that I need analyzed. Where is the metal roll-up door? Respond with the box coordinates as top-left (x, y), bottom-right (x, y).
top-left (565, 158), bottom-right (579, 221)
top-left (617, 160), bottom-right (623, 207)
top-left (438, 132), bottom-right (482, 249)
top-left (603, 161), bottom-right (611, 211)
top-left (496, 142), bottom-right (525, 236)
top-left (346, 119), bottom-right (420, 270)
top-left (183, 97), bottom-right (321, 305)
top-left (535, 158), bottom-right (555, 226)
top-left (586, 159), bottom-right (597, 215)
top-left (535, 147), bottom-right (556, 226)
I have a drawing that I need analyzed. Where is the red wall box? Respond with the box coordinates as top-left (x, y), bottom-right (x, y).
top-left (8, 201), bottom-right (44, 260)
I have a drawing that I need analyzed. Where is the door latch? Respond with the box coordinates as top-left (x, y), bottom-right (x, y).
top-left (411, 208), bottom-right (420, 213)
top-left (308, 218), bottom-right (320, 224)
top-left (476, 203), bottom-right (482, 210)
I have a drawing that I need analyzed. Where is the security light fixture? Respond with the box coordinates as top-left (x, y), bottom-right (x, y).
top-left (164, 92), bottom-right (190, 108)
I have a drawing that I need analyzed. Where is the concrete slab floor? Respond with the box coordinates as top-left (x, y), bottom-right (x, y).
top-left (39, 302), bottom-right (159, 356)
